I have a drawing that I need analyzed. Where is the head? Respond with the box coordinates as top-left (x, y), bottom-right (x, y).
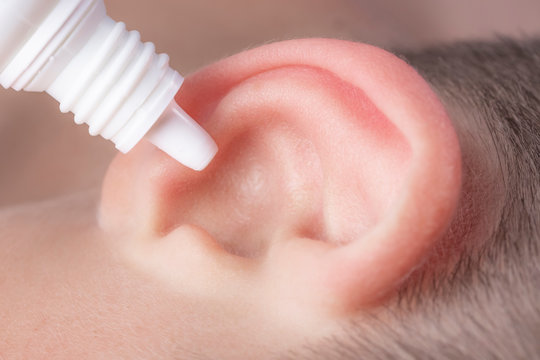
top-left (0, 37), bottom-right (539, 359)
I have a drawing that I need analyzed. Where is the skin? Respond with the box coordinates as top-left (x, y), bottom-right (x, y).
top-left (0, 39), bottom-right (499, 359)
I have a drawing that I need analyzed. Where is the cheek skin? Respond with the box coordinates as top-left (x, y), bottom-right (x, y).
top-left (0, 194), bottom-right (294, 359)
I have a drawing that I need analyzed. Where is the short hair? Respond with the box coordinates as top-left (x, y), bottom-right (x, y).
top-left (287, 38), bottom-right (540, 359)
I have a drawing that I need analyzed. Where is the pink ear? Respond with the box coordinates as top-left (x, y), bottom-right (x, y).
top-left (99, 39), bottom-right (461, 314)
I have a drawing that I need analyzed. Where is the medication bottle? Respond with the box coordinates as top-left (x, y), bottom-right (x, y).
top-left (0, 0), bottom-right (217, 171)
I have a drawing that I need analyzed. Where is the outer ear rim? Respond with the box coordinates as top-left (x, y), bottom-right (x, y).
top-left (327, 78), bottom-right (462, 308)
top-left (332, 41), bottom-right (461, 308)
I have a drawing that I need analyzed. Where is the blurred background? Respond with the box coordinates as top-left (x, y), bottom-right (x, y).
top-left (1, 0), bottom-right (539, 206)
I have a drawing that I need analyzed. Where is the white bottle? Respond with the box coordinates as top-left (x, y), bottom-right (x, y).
top-left (0, 0), bottom-right (218, 171)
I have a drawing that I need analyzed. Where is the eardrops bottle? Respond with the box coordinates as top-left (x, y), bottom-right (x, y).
top-left (0, 0), bottom-right (218, 171)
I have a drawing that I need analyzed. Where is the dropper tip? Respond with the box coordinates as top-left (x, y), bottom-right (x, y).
top-left (147, 101), bottom-right (218, 171)
top-left (191, 142), bottom-right (219, 171)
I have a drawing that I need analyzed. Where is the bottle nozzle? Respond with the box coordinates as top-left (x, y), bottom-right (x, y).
top-left (146, 101), bottom-right (218, 171)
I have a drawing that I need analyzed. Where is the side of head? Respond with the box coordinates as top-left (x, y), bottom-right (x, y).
top-left (2, 37), bottom-right (537, 359)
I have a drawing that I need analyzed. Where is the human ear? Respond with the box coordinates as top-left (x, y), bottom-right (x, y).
top-left (99, 39), bottom-right (461, 317)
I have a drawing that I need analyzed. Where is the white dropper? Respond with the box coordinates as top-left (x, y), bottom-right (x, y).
top-left (0, 0), bottom-right (218, 171)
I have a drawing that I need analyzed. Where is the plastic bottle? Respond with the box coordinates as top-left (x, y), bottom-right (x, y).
top-left (0, 0), bottom-right (218, 171)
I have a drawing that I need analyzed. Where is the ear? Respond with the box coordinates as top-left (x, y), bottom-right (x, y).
top-left (99, 39), bottom-right (461, 316)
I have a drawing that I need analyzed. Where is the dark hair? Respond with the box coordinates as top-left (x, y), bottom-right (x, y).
top-left (287, 38), bottom-right (540, 360)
